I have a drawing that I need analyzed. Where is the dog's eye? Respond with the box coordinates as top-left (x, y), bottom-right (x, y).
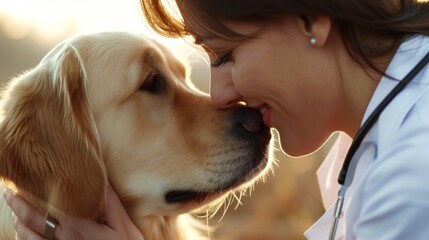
top-left (139, 73), bottom-right (166, 93)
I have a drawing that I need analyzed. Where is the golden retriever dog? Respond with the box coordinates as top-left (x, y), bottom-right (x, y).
top-left (0, 32), bottom-right (272, 240)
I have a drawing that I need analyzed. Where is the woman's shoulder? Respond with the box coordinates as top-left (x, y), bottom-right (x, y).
top-left (358, 83), bottom-right (429, 211)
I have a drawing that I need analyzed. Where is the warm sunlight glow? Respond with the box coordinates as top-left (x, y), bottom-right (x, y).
top-left (0, 0), bottom-right (174, 43)
top-left (0, 0), bottom-right (75, 40)
top-left (0, 0), bottom-right (209, 91)
top-left (0, 0), bottom-right (205, 64)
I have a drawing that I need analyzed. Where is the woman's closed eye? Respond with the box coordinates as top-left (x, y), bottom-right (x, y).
top-left (211, 50), bottom-right (234, 68)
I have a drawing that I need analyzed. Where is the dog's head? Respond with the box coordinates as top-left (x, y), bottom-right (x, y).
top-left (0, 32), bottom-right (272, 223)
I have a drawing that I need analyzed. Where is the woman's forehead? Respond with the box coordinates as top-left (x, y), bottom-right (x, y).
top-left (191, 21), bottom-right (265, 45)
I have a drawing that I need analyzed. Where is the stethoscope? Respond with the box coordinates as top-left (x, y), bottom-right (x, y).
top-left (328, 51), bottom-right (429, 240)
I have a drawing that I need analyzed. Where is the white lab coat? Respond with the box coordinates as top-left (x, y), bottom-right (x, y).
top-left (305, 35), bottom-right (429, 240)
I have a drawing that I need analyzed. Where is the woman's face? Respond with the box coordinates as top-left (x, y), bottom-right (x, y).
top-left (199, 16), bottom-right (343, 156)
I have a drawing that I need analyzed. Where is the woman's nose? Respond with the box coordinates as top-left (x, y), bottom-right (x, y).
top-left (210, 70), bottom-right (241, 109)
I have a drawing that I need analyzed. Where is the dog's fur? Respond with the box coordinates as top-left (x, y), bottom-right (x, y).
top-left (0, 32), bottom-right (272, 240)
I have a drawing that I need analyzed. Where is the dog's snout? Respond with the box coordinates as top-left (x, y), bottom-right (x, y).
top-left (232, 107), bottom-right (267, 135)
top-left (240, 112), bottom-right (262, 134)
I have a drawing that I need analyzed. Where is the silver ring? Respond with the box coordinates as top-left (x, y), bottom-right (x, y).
top-left (44, 216), bottom-right (57, 240)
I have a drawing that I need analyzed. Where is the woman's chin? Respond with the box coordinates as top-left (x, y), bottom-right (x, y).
top-left (277, 132), bottom-right (322, 157)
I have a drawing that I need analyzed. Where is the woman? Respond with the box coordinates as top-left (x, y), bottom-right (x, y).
top-left (4, 0), bottom-right (429, 239)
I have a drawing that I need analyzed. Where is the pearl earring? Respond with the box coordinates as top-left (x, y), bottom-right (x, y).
top-left (310, 37), bottom-right (317, 45)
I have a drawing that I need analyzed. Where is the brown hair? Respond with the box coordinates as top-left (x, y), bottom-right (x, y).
top-left (140, 0), bottom-right (429, 72)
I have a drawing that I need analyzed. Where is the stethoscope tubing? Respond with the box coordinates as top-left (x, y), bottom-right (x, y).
top-left (328, 51), bottom-right (429, 240)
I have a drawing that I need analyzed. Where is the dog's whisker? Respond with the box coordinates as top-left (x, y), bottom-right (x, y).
top-left (231, 192), bottom-right (244, 210)
top-left (231, 192), bottom-right (243, 208)
top-left (205, 209), bottom-right (211, 240)
top-left (217, 195), bottom-right (232, 222)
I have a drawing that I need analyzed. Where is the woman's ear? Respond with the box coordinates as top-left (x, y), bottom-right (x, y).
top-left (0, 45), bottom-right (107, 220)
top-left (296, 14), bottom-right (332, 47)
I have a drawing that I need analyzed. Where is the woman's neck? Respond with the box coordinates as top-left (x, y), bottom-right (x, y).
top-left (337, 49), bottom-right (395, 137)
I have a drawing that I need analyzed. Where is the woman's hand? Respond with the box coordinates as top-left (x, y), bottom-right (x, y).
top-left (2, 183), bottom-right (144, 240)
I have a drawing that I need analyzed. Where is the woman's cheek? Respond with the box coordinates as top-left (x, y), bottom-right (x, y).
top-left (232, 65), bottom-right (261, 98)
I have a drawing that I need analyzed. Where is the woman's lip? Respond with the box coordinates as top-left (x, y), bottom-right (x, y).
top-left (247, 103), bottom-right (272, 127)
top-left (260, 104), bottom-right (272, 127)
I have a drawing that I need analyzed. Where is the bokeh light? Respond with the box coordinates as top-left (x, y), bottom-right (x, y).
top-left (0, 0), bottom-right (209, 90)
top-left (0, 0), bottom-right (146, 41)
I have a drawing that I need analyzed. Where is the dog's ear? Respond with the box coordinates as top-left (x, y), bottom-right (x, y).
top-left (0, 45), bottom-right (107, 219)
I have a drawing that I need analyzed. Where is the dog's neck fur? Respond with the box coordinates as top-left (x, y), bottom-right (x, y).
top-left (138, 214), bottom-right (207, 240)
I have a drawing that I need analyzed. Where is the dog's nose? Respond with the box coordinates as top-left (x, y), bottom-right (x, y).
top-left (232, 107), bottom-right (266, 134)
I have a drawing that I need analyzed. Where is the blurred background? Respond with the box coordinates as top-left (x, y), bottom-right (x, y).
top-left (0, 0), bottom-right (337, 239)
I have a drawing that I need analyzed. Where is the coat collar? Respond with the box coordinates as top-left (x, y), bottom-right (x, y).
top-left (362, 35), bottom-right (429, 125)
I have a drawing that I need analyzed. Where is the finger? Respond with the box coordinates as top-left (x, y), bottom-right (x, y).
top-left (3, 189), bottom-right (47, 236)
top-left (104, 183), bottom-right (144, 240)
top-left (104, 183), bottom-right (130, 228)
top-left (13, 215), bottom-right (45, 240)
